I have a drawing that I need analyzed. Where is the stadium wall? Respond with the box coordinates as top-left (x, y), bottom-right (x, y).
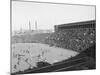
top-left (54, 20), bottom-right (96, 32)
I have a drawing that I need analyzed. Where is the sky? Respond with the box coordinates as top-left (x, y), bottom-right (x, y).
top-left (12, 1), bottom-right (95, 31)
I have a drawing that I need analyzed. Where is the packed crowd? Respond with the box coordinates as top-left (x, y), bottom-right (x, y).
top-left (45, 28), bottom-right (95, 52)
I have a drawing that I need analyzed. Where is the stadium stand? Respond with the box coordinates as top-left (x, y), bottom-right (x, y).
top-left (45, 20), bottom-right (96, 52)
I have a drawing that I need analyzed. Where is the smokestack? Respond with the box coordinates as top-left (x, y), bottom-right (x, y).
top-left (29, 21), bottom-right (31, 31)
top-left (35, 20), bottom-right (37, 30)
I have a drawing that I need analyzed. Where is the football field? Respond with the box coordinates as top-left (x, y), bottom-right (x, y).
top-left (11, 43), bottom-right (79, 73)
